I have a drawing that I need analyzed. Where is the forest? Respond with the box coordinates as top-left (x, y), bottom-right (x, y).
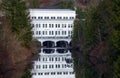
top-left (72, 0), bottom-right (120, 78)
top-left (0, 0), bottom-right (120, 78)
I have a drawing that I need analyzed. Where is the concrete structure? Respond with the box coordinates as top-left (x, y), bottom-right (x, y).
top-left (29, 9), bottom-right (76, 78)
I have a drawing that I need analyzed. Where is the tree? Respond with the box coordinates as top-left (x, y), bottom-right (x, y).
top-left (28, 0), bottom-right (40, 8)
top-left (113, 56), bottom-right (120, 78)
top-left (60, 0), bottom-right (74, 9)
top-left (2, 0), bottom-right (32, 48)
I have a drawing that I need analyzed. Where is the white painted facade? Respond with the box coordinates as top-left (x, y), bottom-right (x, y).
top-left (29, 9), bottom-right (76, 78)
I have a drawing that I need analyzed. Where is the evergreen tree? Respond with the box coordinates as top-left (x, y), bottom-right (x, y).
top-left (111, 0), bottom-right (120, 77)
top-left (28, 0), bottom-right (40, 8)
top-left (60, 0), bottom-right (74, 9)
top-left (2, 0), bottom-right (32, 48)
top-left (113, 56), bottom-right (120, 78)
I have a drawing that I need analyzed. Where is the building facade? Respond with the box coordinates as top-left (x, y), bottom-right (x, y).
top-left (29, 9), bottom-right (76, 78)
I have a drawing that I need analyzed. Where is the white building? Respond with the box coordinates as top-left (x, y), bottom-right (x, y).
top-left (29, 9), bottom-right (76, 78)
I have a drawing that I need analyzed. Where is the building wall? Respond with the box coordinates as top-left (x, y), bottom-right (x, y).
top-left (29, 9), bottom-right (76, 43)
top-left (29, 9), bottom-right (76, 78)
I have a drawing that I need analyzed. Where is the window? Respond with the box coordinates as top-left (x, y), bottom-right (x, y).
top-left (52, 57), bottom-right (54, 61)
top-left (55, 31), bottom-right (57, 35)
top-left (62, 57), bottom-right (64, 61)
top-left (51, 17), bottom-right (55, 19)
top-left (52, 31), bottom-right (54, 35)
top-left (71, 31), bottom-right (73, 34)
top-left (39, 73), bottom-right (43, 75)
top-left (32, 16), bottom-right (36, 19)
top-left (51, 65), bottom-right (54, 68)
top-left (51, 72), bottom-right (55, 75)
top-left (49, 24), bottom-right (51, 28)
top-left (45, 24), bottom-right (47, 28)
top-left (57, 72), bottom-right (62, 75)
top-left (56, 24), bottom-right (57, 28)
top-left (59, 72), bottom-right (62, 75)
top-left (68, 24), bottom-right (70, 28)
top-left (55, 57), bottom-right (57, 61)
top-left (38, 17), bottom-right (43, 19)
top-left (52, 24), bottom-right (54, 28)
top-left (64, 24), bottom-right (66, 28)
top-left (45, 65), bottom-right (47, 69)
top-left (43, 31), bottom-right (45, 35)
top-left (38, 17), bottom-right (40, 19)
top-left (32, 73), bottom-right (36, 75)
top-left (57, 17), bottom-right (59, 19)
top-left (64, 64), bottom-right (67, 68)
top-left (58, 31), bottom-right (60, 35)
top-left (43, 65), bottom-right (45, 69)
top-left (32, 31), bottom-right (34, 35)
top-left (63, 72), bottom-right (66, 74)
top-left (66, 17), bottom-right (68, 19)
top-left (70, 72), bottom-right (74, 74)
top-left (44, 17), bottom-right (49, 19)
top-left (62, 64), bottom-right (64, 68)
top-left (36, 65), bottom-right (38, 69)
top-left (32, 24), bottom-right (34, 28)
top-left (36, 24), bottom-right (38, 28)
top-left (68, 31), bottom-right (70, 35)
top-left (43, 58), bottom-right (44, 61)
top-left (39, 65), bottom-right (41, 69)
top-left (38, 58), bottom-right (40, 61)
top-left (44, 17), bottom-right (47, 19)
top-left (36, 31), bottom-right (38, 35)
top-left (49, 65), bottom-right (51, 68)
top-left (39, 24), bottom-right (41, 28)
top-left (45, 72), bottom-right (49, 75)
top-left (56, 64), bottom-right (57, 68)
top-left (62, 31), bottom-right (64, 35)
top-left (62, 24), bottom-right (64, 28)
top-left (39, 31), bottom-right (41, 35)
top-left (70, 17), bottom-right (74, 19)
top-left (45, 31), bottom-right (47, 35)
top-left (49, 31), bottom-right (51, 35)
top-left (43, 24), bottom-right (45, 28)
top-left (65, 31), bottom-right (66, 35)
top-left (58, 24), bottom-right (60, 28)
top-left (58, 64), bottom-right (60, 68)
top-left (49, 57), bottom-right (51, 61)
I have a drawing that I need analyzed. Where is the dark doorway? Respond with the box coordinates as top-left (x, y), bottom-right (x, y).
top-left (43, 49), bottom-right (55, 54)
top-left (43, 41), bottom-right (55, 48)
top-left (56, 41), bottom-right (68, 47)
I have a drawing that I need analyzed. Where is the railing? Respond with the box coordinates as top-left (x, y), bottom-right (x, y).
top-left (33, 36), bottom-right (72, 39)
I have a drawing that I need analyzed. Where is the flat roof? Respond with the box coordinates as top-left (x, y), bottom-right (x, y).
top-left (29, 9), bottom-right (75, 11)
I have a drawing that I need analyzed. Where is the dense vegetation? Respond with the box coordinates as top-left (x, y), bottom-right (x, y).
top-left (0, 0), bottom-right (120, 78)
top-left (0, 0), bottom-right (37, 78)
top-left (72, 0), bottom-right (120, 78)
top-left (2, 0), bottom-right (32, 48)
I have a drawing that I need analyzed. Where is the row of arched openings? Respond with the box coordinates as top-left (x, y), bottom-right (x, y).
top-left (43, 41), bottom-right (72, 48)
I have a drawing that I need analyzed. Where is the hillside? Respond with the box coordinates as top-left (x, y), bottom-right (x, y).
top-left (0, 0), bottom-right (101, 78)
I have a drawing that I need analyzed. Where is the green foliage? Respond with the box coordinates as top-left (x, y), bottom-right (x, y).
top-left (21, 67), bottom-right (31, 78)
top-left (73, 0), bottom-right (120, 78)
top-left (2, 0), bottom-right (32, 48)
top-left (72, 19), bottom-right (80, 42)
top-left (28, 0), bottom-right (40, 8)
top-left (113, 56), bottom-right (120, 78)
top-left (60, 0), bottom-right (74, 9)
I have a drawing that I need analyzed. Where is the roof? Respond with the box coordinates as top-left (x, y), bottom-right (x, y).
top-left (29, 9), bottom-right (75, 12)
